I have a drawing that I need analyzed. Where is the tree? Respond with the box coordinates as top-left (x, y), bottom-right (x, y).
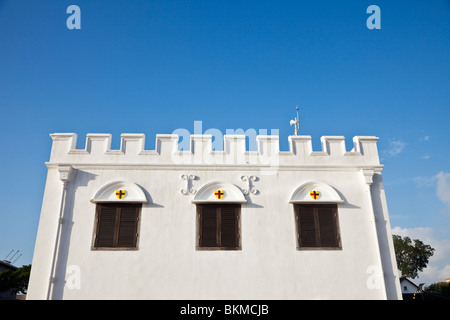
top-left (425, 281), bottom-right (450, 298)
top-left (0, 264), bottom-right (31, 295)
top-left (425, 282), bottom-right (450, 298)
top-left (392, 235), bottom-right (435, 279)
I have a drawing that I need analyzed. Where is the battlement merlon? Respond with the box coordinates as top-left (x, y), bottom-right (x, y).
top-left (48, 133), bottom-right (382, 168)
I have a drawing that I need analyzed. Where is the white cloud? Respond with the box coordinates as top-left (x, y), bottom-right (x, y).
top-left (385, 175), bottom-right (436, 188)
top-left (419, 264), bottom-right (450, 286)
top-left (389, 173), bottom-right (450, 284)
top-left (389, 214), bottom-right (410, 220)
top-left (412, 175), bottom-right (437, 187)
top-left (381, 139), bottom-right (405, 160)
top-left (392, 226), bottom-right (450, 285)
top-left (436, 171), bottom-right (450, 209)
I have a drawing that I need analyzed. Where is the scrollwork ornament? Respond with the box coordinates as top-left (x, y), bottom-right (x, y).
top-left (241, 175), bottom-right (258, 195)
top-left (181, 174), bottom-right (197, 195)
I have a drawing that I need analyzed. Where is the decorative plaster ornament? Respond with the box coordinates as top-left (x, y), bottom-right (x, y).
top-left (181, 174), bottom-right (197, 195)
top-left (214, 190), bottom-right (224, 200)
top-left (115, 190), bottom-right (126, 200)
top-left (309, 190), bottom-right (320, 200)
top-left (240, 175), bottom-right (258, 195)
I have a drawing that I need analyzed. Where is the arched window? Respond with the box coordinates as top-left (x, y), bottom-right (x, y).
top-left (192, 181), bottom-right (246, 250)
top-left (90, 180), bottom-right (148, 249)
top-left (290, 181), bottom-right (343, 250)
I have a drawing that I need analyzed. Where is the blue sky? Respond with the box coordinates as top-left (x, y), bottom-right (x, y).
top-left (0, 1), bottom-right (449, 285)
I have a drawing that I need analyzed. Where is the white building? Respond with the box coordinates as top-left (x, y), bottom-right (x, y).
top-left (27, 131), bottom-right (402, 299)
top-left (400, 277), bottom-right (421, 295)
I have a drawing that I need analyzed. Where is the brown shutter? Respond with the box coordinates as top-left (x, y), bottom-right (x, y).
top-left (198, 204), bottom-right (241, 249)
top-left (96, 206), bottom-right (117, 247)
top-left (297, 206), bottom-right (317, 247)
top-left (94, 204), bottom-right (141, 249)
top-left (117, 206), bottom-right (139, 247)
top-left (296, 204), bottom-right (340, 249)
top-left (318, 207), bottom-right (338, 247)
top-left (199, 206), bottom-right (218, 247)
top-left (220, 206), bottom-right (238, 248)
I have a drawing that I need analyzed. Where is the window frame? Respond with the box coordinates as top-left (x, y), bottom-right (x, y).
top-left (196, 204), bottom-right (241, 251)
top-left (92, 203), bottom-right (142, 251)
top-left (294, 203), bottom-right (342, 250)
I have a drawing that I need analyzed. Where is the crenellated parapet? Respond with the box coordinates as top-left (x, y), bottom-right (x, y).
top-left (48, 133), bottom-right (381, 168)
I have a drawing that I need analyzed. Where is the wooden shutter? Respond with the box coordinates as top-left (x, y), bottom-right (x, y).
top-left (220, 206), bottom-right (239, 248)
top-left (96, 206), bottom-right (117, 247)
top-left (94, 204), bottom-right (141, 249)
top-left (198, 204), bottom-right (240, 249)
top-left (296, 204), bottom-right (340, 249)
top-left (117, 206), bottom-right (139, 247)
top-left (199, 206), bottom-right (218, 247)
top-left (318, 207), bottom-right (338, 248)
top-left (297, 206), bottom-right (317, 247)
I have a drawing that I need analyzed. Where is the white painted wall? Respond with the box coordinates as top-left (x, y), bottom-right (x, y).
top-left (27, 133), bottom-right (402, 300)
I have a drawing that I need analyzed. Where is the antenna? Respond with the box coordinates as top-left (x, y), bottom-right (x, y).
top-left (4, 250), bottom-right (14, 261)
top-left (290, 106), bottom-right (300, 135)
top-left (9, 250), bottom-right (19, 263)
top-left (12, 254), bottom-right (22, 265)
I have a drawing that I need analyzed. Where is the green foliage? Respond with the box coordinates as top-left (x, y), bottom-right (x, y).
top-left (0, 264), bottom-right (31, 294)
top-left (425, 281), bottom-right (450, 298)
top-left (392, 235), bottom-right (435, 279)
